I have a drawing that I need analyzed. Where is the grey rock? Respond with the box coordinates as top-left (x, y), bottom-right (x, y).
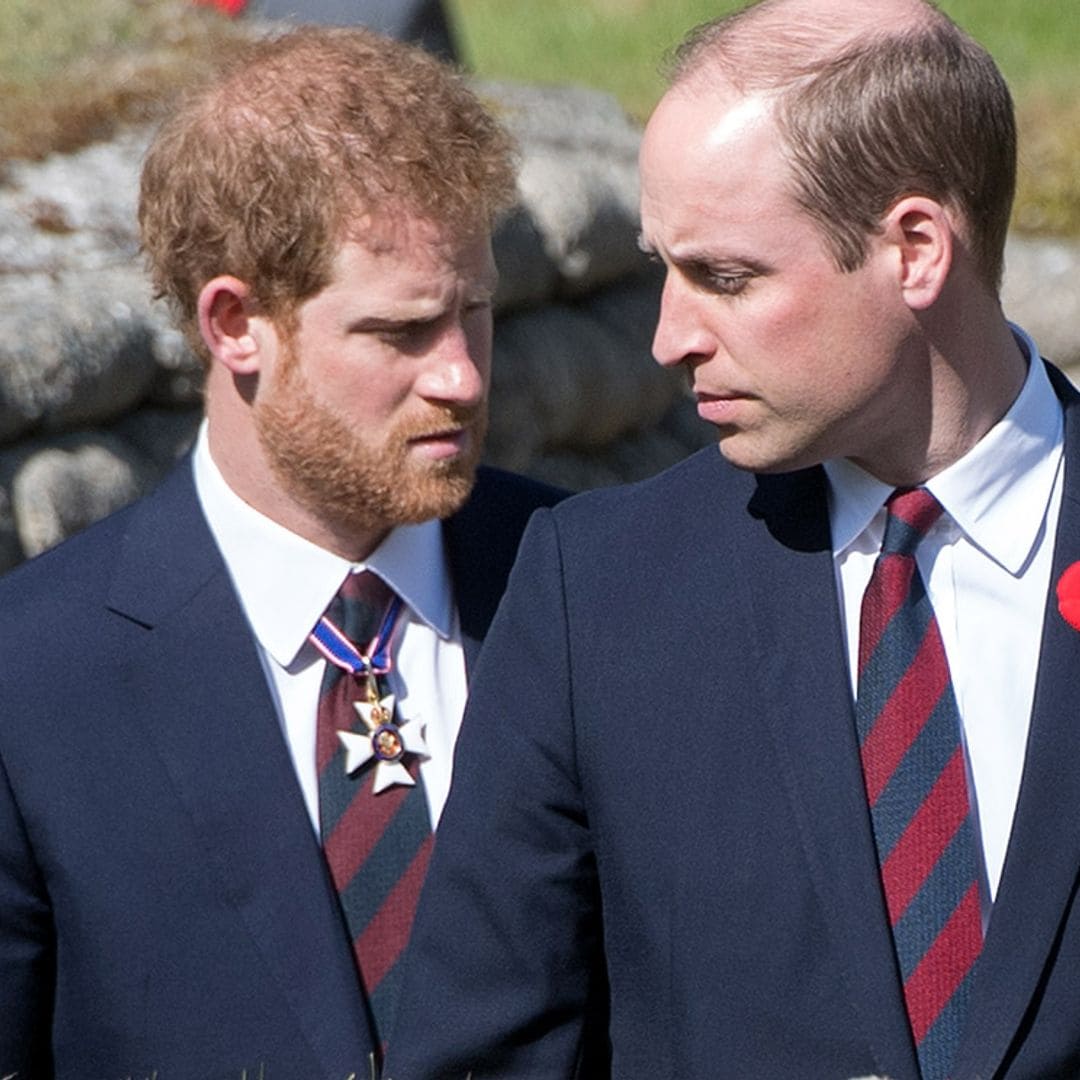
top-left (491, 206), bottom-right (560, 313)
top-left (0, 127), bottom-right (148, 276)
top-left (485, 80), bottom-right (649, 297)
top-left (2, 431), bottom-right (155, 558)
top-left (145, 318), bottom-right (207, 407)
top-left (486, 272), bottom-right (682, 471)
top-left (0, 267), bottom-right (159, 443)
top-left (1002, 236), bottom-right (1080, 372)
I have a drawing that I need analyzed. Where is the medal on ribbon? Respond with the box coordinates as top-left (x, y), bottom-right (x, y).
top-left (310, 592), bottom-right (428, 792)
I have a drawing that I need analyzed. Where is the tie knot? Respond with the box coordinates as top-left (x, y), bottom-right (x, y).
top-left (333, 570), bottom-right (395, 647)
top-left (881, 487), bottom-right (942, 557)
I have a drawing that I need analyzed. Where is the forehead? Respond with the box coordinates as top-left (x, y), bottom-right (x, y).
top-left (316, 212), bottom-right (497, 301)
top-left (285, 210), bottom-right (497, 339)
top-left (639, 85), bottom-right (812, 256)
top-left (341, 210), bottom-right (493, 270)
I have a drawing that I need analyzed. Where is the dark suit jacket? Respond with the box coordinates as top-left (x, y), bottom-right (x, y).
top-left (387, 365), bottom-right (1080, 1080)
top-left (0, 460), bottom-right (561, 1079)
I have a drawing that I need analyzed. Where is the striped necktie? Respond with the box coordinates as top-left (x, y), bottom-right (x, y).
top-left (314, 571), bottom-right (434, 1056)
top-left (855, 488), bottom-right (983, 1079)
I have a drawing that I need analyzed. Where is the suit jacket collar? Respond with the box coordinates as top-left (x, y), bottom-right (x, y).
top-left (745, 465), bottom-right (923, 1077)
top-left (956, 363), bottom-right (1080, 1077)
top-left (100, 463), bottom-right (542, 1072)
top-left (106, 462), bottom-right (377, 1075)
top-left (745, 363), bottom-right (1080, 1077)
top-left (442, 466), bottom-right (542, 673)
top-left (442, 505), bottom-right (484, 673)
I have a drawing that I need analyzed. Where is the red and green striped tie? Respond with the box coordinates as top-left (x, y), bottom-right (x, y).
top-left (315, 571), bottom-right (433, 1057)
top-left (855, 488), bottom-right (983, 1079)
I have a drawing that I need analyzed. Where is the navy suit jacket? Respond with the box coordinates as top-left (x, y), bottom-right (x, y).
top-left (0, 460), bottom-right (561, 1079)
top-left (387, 364), bottom-right (1080, 1079)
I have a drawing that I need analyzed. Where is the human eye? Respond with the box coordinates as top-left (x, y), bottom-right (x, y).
top-left (463, 296), bottom-right (492, 317)
top-left (365, 318), bottom-right (436, 349)
top-left (375, 322), bottom-right (414, 342)
top-left (675, 255), bottom-right (757, 298)
top-left (705, 270), bottom-right (753, 296)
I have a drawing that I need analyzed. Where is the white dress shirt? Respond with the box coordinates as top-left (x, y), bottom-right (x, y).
top-left (191, 422), bottom-right (468, 834)
top-left (825, 326), bottom-right (1064, 911)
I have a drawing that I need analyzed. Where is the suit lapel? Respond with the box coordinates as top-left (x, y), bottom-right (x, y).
top-left (442, 472), bottom-right (500, 674)
top-left (743, 468), bottom-right (921, 1077)
top-left (106, 462), bottom-right (376, 1076)
top-left (442, 509), bottom-right (485, 673)
top-left (956, 366), bottom-right (1080, 1078)
top-left (442, 467), bottom-right (554, 674)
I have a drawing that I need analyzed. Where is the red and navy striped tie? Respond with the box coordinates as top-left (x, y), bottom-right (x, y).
top-left (855, 488), bottom-right (983, 1080)
top-left (316, 571), bottom-right (433, 1055)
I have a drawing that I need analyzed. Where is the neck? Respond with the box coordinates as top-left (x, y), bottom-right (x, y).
top-left (857, 303), bottom-right (1028, 488)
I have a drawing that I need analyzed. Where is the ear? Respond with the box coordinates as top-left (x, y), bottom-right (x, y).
top-left (196, 276), bottom-right (264, 375)
top-left (881, 196), bottom-right (954, 311)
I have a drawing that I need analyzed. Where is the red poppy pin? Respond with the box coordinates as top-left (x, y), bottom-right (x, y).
top-left (1056, 562), bottom-right (1080, 631)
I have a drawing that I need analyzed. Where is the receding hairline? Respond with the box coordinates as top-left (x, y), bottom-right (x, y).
top-left (666, 0), bottom-right (953, 93)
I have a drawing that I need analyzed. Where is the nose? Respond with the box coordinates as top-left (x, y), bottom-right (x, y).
top-left (652, 273), bottom-right (714, 369)
top-left (415, 320), bottom-right (489, 408)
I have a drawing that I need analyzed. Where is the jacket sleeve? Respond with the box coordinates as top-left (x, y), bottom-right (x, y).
top-left (0, 748), bottom-right (55, 1076)
top-left (386, 508), bottom-right (604, 1080)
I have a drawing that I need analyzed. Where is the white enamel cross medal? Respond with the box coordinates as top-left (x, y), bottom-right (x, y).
top-left (337, 675), bottom-right (428, 794)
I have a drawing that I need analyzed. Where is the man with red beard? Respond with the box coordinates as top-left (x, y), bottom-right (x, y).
top-left (0, 27), bottom-right (563, 1079)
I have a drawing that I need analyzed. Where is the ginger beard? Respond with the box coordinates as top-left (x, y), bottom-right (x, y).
top-left (253, 335), bottom-right (487, 540)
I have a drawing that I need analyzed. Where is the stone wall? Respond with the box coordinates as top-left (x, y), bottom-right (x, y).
top-left (0, 79), bottom-right (1077, 572)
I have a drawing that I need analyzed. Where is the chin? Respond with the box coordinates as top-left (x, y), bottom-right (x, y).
top-left (717, 432), bottom-right (821, 476)
top-left (717, 438), bottom-right (778, 475)
top-left (393, 465), bottom-right (478, 523)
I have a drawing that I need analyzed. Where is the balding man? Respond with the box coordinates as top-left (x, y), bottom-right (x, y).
top-left (385, 2), bottom-right (1080, 1077)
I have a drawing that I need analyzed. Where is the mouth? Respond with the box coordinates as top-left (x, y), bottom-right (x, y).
top-left (695, 390), bottom-right (749, 426)
top-left (406, 425), bottom-right (471, 459)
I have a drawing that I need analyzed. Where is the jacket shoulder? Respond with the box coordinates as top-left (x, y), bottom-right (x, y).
top-left (467, 465), bottom-right (567, 519)
top-left (443, 468), bottom-right (568, 639)
top-left (550, 446), bottom-right (753, 533)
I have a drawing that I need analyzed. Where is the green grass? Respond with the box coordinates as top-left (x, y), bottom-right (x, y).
top-left (937, 0), bottom-right (1078, 90)
top-left (450, 0), bottom-right (726, 122)
top-left (0, 0), bottom-right (1077, 235)
top-left (448, 0), bottom-right (1078, 115)
top-left (448, 0), bottom-right (1080, 237)
top-left (0, 0), bottom-right (245, 161)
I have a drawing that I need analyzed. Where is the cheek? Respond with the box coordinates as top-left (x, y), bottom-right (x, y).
top-left (731, 290), bottom-right (819, 361)
top-left (305, 366), bottom-right (404, 433)
top-left (765, 280), bottom-right (872, 369)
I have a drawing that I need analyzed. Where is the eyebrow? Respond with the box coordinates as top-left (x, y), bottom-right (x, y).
top-left (347, 314), bottom-right (437, 334)
top-left (345, 281), bottom-right (498, 333)
top-left (637, 234), bottom-right (731, 268)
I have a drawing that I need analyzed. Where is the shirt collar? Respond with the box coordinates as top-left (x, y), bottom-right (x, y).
top-left (824, 325), bottom-right (1063, 574)
top-left (192, 421), bottom-right (455, 668)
